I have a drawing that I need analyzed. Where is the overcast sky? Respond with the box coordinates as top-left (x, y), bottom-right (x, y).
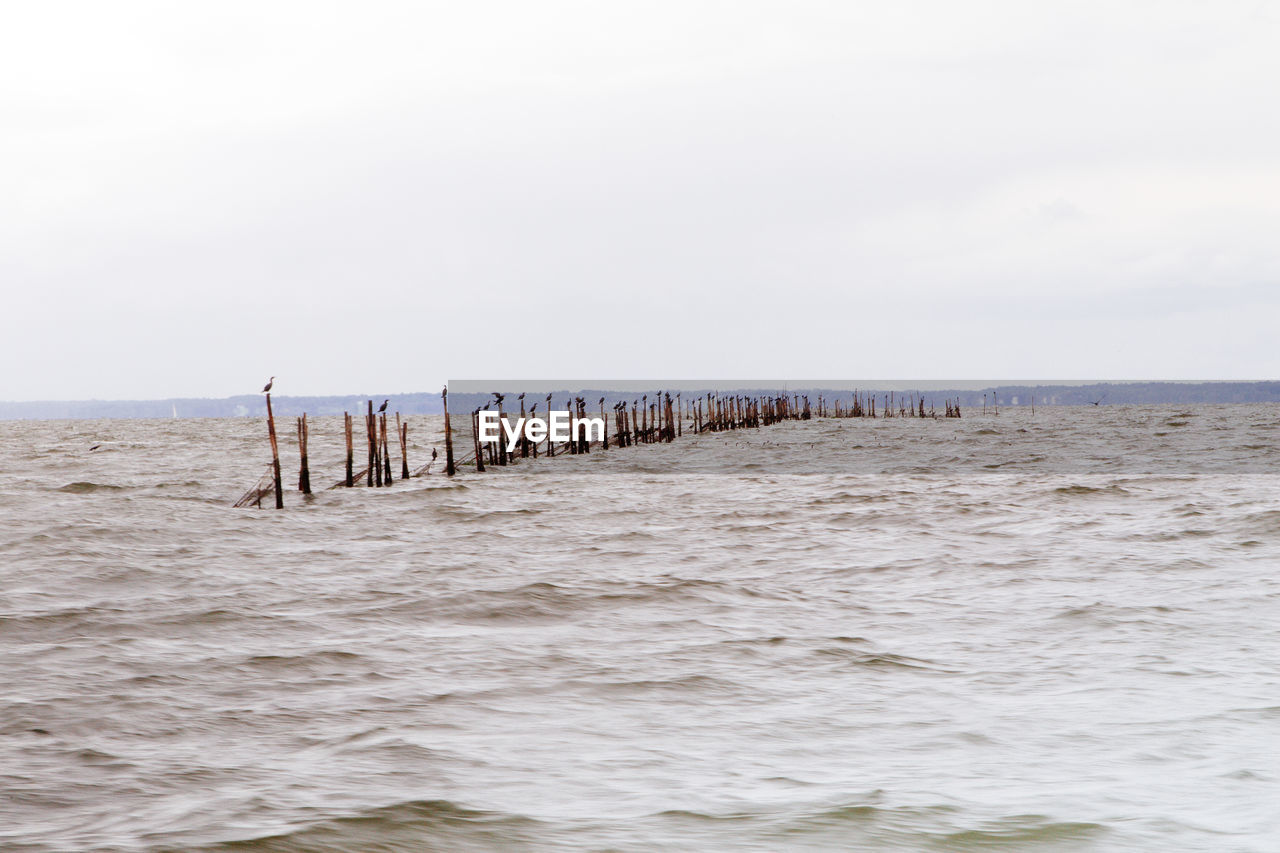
top-left (3, 1), bottom-right (1278, 400)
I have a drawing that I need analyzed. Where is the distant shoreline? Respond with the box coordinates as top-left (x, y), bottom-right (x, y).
top-left (3, 381), bottom-right (1279, 421)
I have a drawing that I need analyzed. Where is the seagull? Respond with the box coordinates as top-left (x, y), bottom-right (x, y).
top-left (378, 399), bottom-right (389, 413)
top-left (262, 376), bottom-right (274, 394)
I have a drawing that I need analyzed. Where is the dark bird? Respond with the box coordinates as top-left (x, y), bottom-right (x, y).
top-left (432, 448), bottom-right (438, 460)
top-left (378, 399), bottom-right (389, 413)
top-left (262, 376), bottom-right (275, 394)
top-left (89, 444), bottom-right (102, 451)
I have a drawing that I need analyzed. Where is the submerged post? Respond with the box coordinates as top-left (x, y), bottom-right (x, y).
top-left (296, 413), bottom-right (312, 495)
top-left (397, 413), bottom-right (409, 479)
top-left (519, 394), bottom-right (530, 458)
top-left (545, 394), bottom-right (554, 457)
top-left (442, 387), bottom-right (456, 476)
top-left (266, 393), bottom-right (283, 509)
top-left (366, 400), bottom-right (376, 487)
top-left (344, 412), bottom-right (354, 487)
top-left (494, 394), bottom-right (508, 466)
top-left (471, 409), bottom-right (486, 472)
top-left (381, 413), bottom-right (393, 485)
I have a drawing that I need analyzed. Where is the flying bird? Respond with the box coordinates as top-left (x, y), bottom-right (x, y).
top-left (262, 376), bottom-right (274, 394)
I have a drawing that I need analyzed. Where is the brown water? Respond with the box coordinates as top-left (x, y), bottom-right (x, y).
top-left (3, 406), bottom-right (1280, 851)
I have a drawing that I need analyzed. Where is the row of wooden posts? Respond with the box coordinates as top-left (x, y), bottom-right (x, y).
top-left (237, 389), bottom-right (962, 508)
top-left (462, 390), bottom-right (809, 471)
top-left (818, 392), bottom-right (963, 419)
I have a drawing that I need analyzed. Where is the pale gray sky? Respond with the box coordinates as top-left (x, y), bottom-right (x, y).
top-left (3, 1), bottom-right (1278, 400)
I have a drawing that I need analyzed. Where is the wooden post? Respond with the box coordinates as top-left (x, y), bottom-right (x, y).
top-left (530, 403), bottom-right (539, 457)
top-left (520, 394), bottom-right (529, 458)
top-left (544, 395), bottom-right (554, 457)
top-left (397, 413), bottom-right (409, 479)
top-left (600, 398), bottom-right (608, 450)
top-left (266, 393), bottom-right (283, 509)
top-left (495, 394), bottom-right (508, 466)
top-left (344, 412), bottom-right (354, 487)
top-left (567, 398), bottom-right (576, 454)
top-left (366, 400), bottom-right (376, 487)
top-left (296, 413), bottom-right (312, 494)
top-left (381, 412), bottom-right (392, 485)
top-left (442, 387), bottom-right (456, 476)
top-left (472, 409), bottom-right (485, 472)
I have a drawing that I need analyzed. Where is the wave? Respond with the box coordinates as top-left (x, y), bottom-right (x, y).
top-left (1051, 484), bottom-right (1131, 497)
top-left (183, 799), bottom-right (542, 852)
top-left (419, 577), bottom-right (771, 624)
top-left (57, 481), bottom-right (126, 493)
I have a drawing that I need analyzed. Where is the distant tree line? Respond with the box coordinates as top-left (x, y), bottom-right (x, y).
top-left (2, 382), bottom-right (1278, 420)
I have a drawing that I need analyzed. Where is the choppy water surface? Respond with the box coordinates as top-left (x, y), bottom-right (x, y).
top-left (3, 405), bottom-right (1280, 851)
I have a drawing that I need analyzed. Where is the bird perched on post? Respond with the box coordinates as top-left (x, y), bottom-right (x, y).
top-left (262, 376), bottom-right (274, 394)
top-left (378, 399), bottom-right (389, 413)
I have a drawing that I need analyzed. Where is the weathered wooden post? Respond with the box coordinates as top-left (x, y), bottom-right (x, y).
top-left (296, 413), bottom-right (312, 495)
top-left (397, 413), bottom-right (409, 479)
top-left (366, 400), bottom-right (376, 487)
top-left (544, 394), bottom-right (554, 457)
top-left (380, 412), bottom-right (392, 486)
top-left (567, 398), bottom-right (577, 455)
top-left (530, 403), bottom-right (539, 457)
top-left (266, 393), bottom-right (283, 509)
top-left (494, 394), bottom-right (508, 466)
top-left (519, 393), bottom-right (529, 458)
top-left (471, 409), bottom-right (485, 472)
top-left (442, 387), bottom-right (456, 477)
top-left (344, 412), bottom-right (354, 487)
